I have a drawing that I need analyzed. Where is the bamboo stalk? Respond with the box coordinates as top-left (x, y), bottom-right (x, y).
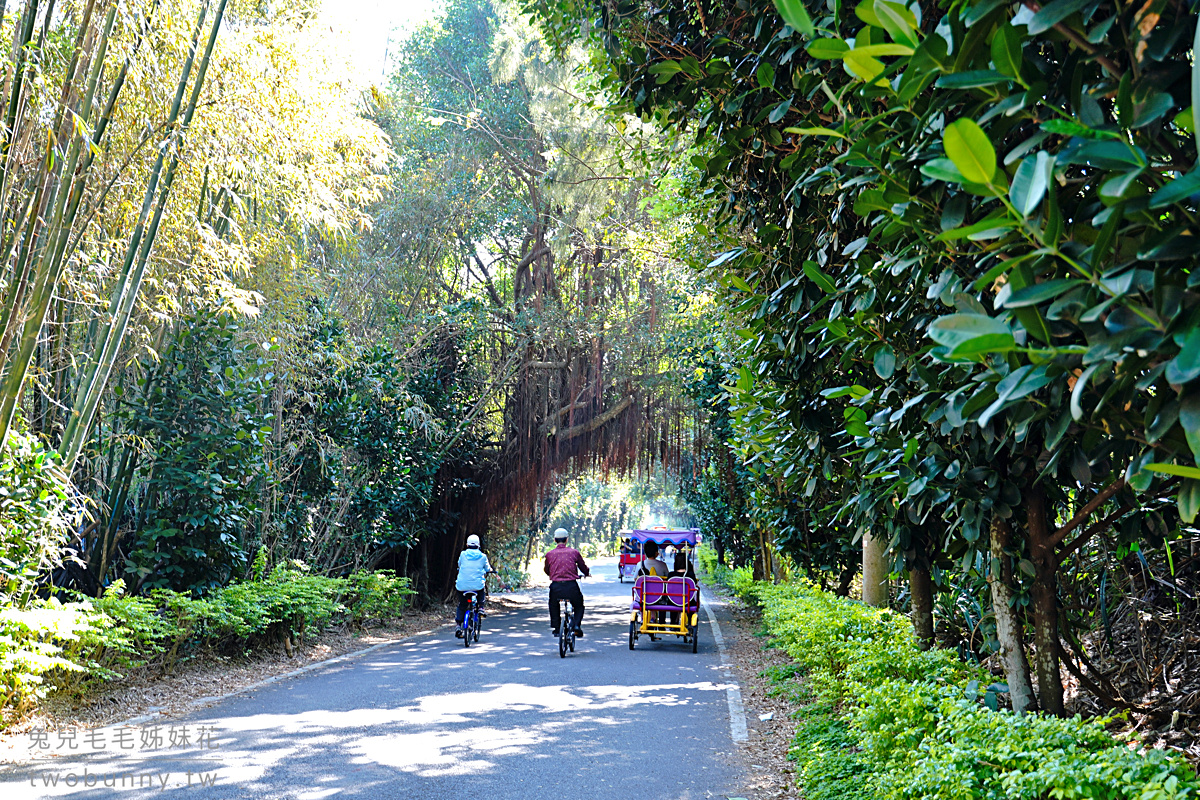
top-left (60, 0), bottom-right (230, 468)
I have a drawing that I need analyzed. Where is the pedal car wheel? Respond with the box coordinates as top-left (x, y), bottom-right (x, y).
top-left (692, 622), bottom-right (699, 653)
top-left (628, 620), bottom-right (636, 650)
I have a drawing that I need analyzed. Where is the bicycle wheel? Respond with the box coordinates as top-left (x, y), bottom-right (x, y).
top-left (559, 603), bottom-right (570, 658)
top-left (473, 609), bottom-right (481, 643)
top-left (463, 610), bottom-right (472, 648)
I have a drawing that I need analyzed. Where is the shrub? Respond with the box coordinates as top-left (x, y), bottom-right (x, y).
top-left (0, 427), bottom-right (84, 606)
top-left (0, 566), bottom-right (414, 726)
top-left (345, 569), bottom-right (414, 626)
top-left (721, 573), bottom-right (1200, 800)
top-left (696, 543), bottom-right (720, 577)
top-left (0, 601), bottom-right (102, 712)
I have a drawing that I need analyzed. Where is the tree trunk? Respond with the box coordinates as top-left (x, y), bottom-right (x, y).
top-left (862, 529), bottom-right (889, 607)
top-left (910, 563), bottom-right (934, 649)
top-left (987, 515), bottom-right (1038, 713)
top-left (1026, 486), bottom-right (1065, 715)
top-left (835, 565), bottom-right (856, 597)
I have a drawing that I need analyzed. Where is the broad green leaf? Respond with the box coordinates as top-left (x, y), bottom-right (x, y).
top-left (978, 365), bottom-right (1053, 427)
top-left (1009, 152), bottom-right (1052, 216)
top-left (1145, 463), bottom-right (1200, 479)
top-left (1027, 0), bottom-right (1091, 35)
top-left (1180, 395), bottom-right (1200, 463)
top-left (648, 61), bottom-right (683, 75)
top-left (850, 43), bottom-right (914, 57)
top-left (784, 126), bottom-right (849, 139)
top-left (873, 0), bottom-right (919, 48)
top-left (1070, 363), bottom-right (1101, 421)
top-left (1167, 326), bottom-right (1200, 384)
top-left (935, 214), bottom-right (1015, 241)
top-left (844, 50), bottom-right (888, 84)
top-left (991, 23), bottom-right (1023, 79)
top-left (727, 274), bottom-right (754, 292)
top-left (1001, 278), bottom-right (1083, 308)
top-left (757, 62), bottom-right (776, 89)
top-left (855, 0), bottom-right (883, 27)
top-left (1149, 169), bottom-right (1200, 209)
top-left (804, 260), bottom-right (839, 293)
top-left (928, 313), bottom-right (1015, 357)
top-left (934, 70), bottom-right (1009, 89)
top-left (1058, 139), bottom-right (1147, 170)
top-left (821, 384), bottom-right (870, 399)
top-left (774, 0), bottom-right (815, 37)
top-left (874, 345), bottom-right (896, 379)
top-left (807, 38), bottom-right (849, 59)
top-left (920, 158), bottom-right (964, 183)
top-left (1099, 168), bottom-right (1145, 202)
top-left (1180, 479), bottom-right (1200, 524)
top-left (1193, 20), bottom-right (1200, 154)
top-left (768, 99), bottom-right (792, 123)
top-left (1040, 118), bottom-right (1120, 139)
top-left (944, 119), bottom-right (996, 184)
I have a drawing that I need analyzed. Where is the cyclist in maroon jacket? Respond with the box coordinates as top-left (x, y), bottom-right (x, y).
top-left (543, 528), bottom-right (590, 637)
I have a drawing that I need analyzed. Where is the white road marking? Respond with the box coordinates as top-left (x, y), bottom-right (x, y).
top-left (701, 594), bottom-right (750, 743)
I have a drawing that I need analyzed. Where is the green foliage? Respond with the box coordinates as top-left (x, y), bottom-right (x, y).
top-left (540, 474), bottom-right (690, 556)
top-left (0, 427), bottom-right (82, 606)
top-left (716, 572), bottom-right (1199, 799)
top-left (0, 566), bottom-right (411, 724)
top-left (124, 308), bottom-right (275, 594)
top-left (526, 0), bottom-right (1200, 716)
top-left (343, 570), bottom-right (416, 627)
top-left (267, 301), bottom-right (451, 572)
top-left (0, 601), bottom-right (100, 713)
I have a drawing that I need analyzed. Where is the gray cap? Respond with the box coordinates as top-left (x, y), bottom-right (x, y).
top-left (553, 528), bottom-right (569, 541)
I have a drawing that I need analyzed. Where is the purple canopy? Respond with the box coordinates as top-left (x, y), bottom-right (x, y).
top-left (631, 528), bottom-right (699, 546)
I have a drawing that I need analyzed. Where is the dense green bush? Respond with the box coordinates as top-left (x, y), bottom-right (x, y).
top-left (0, 567), bottom-right (413, 723)
top-left (0, 427), bottom-right (83, 606)
top-left (123, 309), bottom-right (275, 594)
top-left (719, 573), bottom-right (1199, 799)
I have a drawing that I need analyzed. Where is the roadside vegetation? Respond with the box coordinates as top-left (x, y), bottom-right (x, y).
top-left (703, 551), bottom-right (1199, 798)
top-left (3, 0), bottom-right (1200, 791)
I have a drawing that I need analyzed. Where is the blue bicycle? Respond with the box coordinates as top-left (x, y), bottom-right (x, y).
top-left (461, 591), bottom-right (482, 647)
top-left (460, 572), bottom-right (507, 647)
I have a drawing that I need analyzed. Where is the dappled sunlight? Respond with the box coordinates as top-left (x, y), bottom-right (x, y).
top-left (352, 725), bottom-right (548, 777)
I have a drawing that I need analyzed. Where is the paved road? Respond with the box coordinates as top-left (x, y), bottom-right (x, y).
top-left (3, 558), bottom-right (747, 799)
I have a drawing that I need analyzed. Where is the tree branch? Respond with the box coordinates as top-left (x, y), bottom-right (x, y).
top-left (552, 394), bottom-right (634, 441)
top-left (1048, 477), bottom-right (1126, 549)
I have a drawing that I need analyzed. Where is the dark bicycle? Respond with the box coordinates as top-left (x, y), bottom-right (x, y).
top-left (461, 591), bottom-right (482, 647)
top-left (558, 598), bottom-right (576, 658)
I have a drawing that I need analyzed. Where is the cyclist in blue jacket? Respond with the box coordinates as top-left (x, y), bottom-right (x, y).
top-left (455, 534), bottom-right (493, 638)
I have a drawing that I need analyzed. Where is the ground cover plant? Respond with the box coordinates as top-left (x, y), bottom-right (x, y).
top-left (709, 559), bottom-right (1200, 799)
top-left (0, 563), bottom-right (413, 718)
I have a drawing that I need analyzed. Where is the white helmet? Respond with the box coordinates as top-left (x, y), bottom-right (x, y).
top-left (466, 534), bottom-right (480, 548)
top-left (553, 528), bottom-right (569, 541)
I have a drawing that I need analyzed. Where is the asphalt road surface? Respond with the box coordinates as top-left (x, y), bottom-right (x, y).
top-left (4, 558), bottom-right (748, 799)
